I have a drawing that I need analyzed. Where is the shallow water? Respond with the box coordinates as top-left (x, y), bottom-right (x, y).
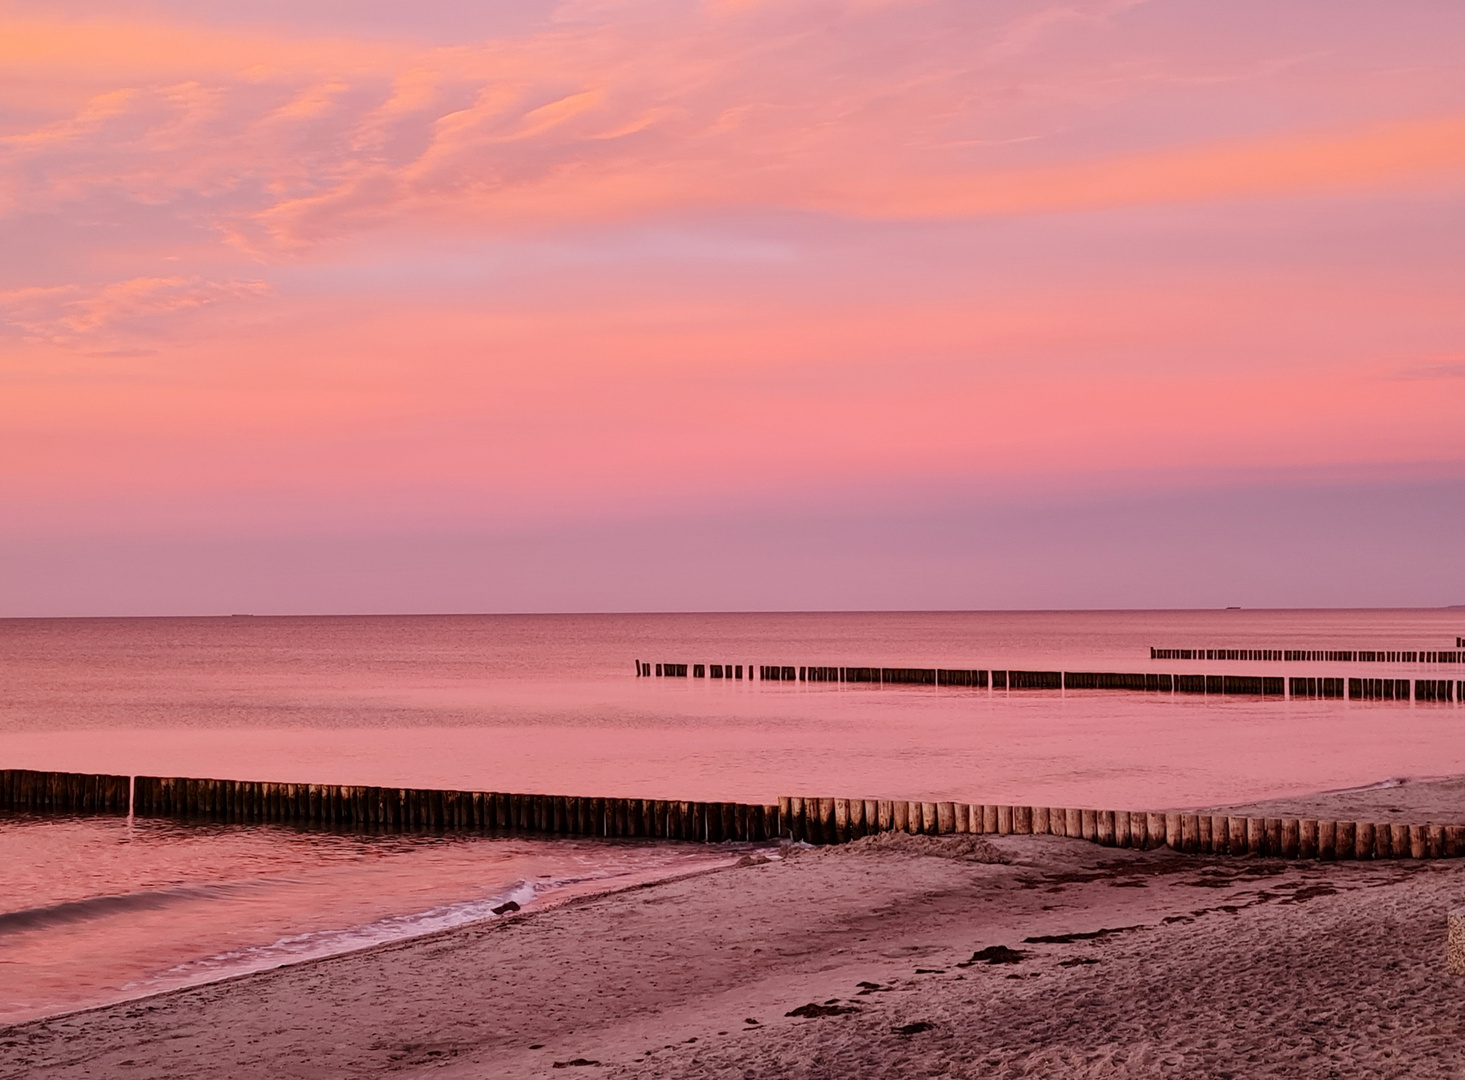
top-left (0, 813), bottom-right (741, 1024)
top-left (2, 609), bottom-right (1462, 1022)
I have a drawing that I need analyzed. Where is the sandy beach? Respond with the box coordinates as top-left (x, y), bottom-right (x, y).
top-left (5, 778), bottom-right (1465, 1079)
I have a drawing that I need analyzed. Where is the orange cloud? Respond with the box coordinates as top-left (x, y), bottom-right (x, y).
top-left (0, 277), bottom-right (271, 343)
top-left (7, 4), bottom-right (1462, 253)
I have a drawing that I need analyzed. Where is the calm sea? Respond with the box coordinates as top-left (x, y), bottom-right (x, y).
top-left (2, 609), bottom-right (1462, 1022)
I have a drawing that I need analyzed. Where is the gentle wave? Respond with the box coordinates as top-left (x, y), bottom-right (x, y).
top-left (118, 875), bottom-right (586, 997)
top-left (0, 880), bottom-right (270, 935)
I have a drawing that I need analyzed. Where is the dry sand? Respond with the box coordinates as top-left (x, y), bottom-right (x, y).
top-left (5, 779), bottom-right (1465, 1079)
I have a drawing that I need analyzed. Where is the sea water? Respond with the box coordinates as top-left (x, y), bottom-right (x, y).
top-left (2, 609), bottom-right (1462, 1022)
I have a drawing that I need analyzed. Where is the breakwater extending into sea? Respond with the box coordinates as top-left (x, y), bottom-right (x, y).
top-left (642, 661), bottom-right (1461, 701)
top-left (5, 768), bottom-right (1461, 862)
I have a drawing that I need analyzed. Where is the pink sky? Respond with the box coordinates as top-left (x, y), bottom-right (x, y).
top-left (2, 0), bottom-right (1463, 614)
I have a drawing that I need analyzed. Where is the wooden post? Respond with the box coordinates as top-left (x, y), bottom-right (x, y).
top-left (877, 800), bottom-right (894, 832)
top-left (777, 796), bottom-right (791, 838)
top-left (892, 800), bottom-right (908, 833)
top-left (1032, 806), bottom-right (1050, 835)
top-left (834, 799), bottom-right (850, 843)
top-left (864, 799), bottom-right (879, 837)
top-left (819, 798), bottom-right (836, 844)
top-left (1246, 817), bottom-right (1263, 857)
top-left (1427, 824), bottom-right (1446, 859)
top-left (1299, 819), bottom-right (1318, 859)
top-left (1281, 818), bottom-right (1300, 858)
top-left (1371, 821), bottom-right (1391, 858)
top-left (1096, 810), bottom-right (1115, 846)
top-left (1226, 817), bottom-right (1246, 856)
top-left (1115, 810), bottom-right (1132, 848)
top-left (1128, 811), bottom-right (1147, 848)
top-left (1146, 813), bottom-right (1166, 850)
top-left (1410, 824), bottom-right (1428, 859)
top-left (952, 802), bottom-right (968, 834)
top-left (1181, 814), bottom-right (1200, 854)
top-left (937, 802), bottom-right (955, 834)
top-left (1049, 808), bottom-right (1067, 838)
top-left (1059, 807), bottom-right (1077, 838)
top-left (906, 801), bottom-right (923, 834)
top-left (1013, 805), bottom-right (1032, 835)
top-left (484, 792), bottom-right (500, 829)
top-left (1445, 825), bottom-right (1465, 858)
top-left (1391, 823), bottom-right (1410, 859)
top-left (1335, 821), bottom-right (1356, 860)
top-left (1317, 820), bottom-right (1337, 860)
top-left (1354, 822), bottom-right (1374, 860)
top-left (720, 801), bottom-right (736, 843)
top-left (998, 805), bottom-right (1014, 835)
top-left (985, 805), bottom-right (1001, 834)
top-left (1261, 818), bottom-right (1280, 857)
top-left (1080, 809), bottom-right (1097, 841)
top-left (1166, 813), bottom-right (1183, 851)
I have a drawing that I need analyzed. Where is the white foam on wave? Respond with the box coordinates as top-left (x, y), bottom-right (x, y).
top-left (119, 876), bottom-right (556, 997)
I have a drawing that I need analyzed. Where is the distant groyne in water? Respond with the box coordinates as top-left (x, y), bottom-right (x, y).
top-left (4, 768), bottom-right (1465, 862)
top-left (635, 660), bottom-right (1462, 702)
top-left (1150, 647), bottom-right (1462, 663)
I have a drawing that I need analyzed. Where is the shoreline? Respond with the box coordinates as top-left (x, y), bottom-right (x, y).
top-left (0, 848), bottom-right (755, 1029)
top-left (6, 775), bottom-right (1465, 1078)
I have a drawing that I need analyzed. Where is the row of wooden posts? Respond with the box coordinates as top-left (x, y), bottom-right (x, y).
top-left (642, 662), bottom-right (1461, 701)
top-left (1151, 647), bottom-right (1462, 664)
top-left (0, 770), bottom-right (779, 842)
top-left (777, 796), bottom-right (1465, 859)
top-left (4, 769), bottom-right (1463, 860)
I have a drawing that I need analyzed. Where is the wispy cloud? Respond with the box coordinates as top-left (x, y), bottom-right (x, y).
top-left (0, 277), bottom-right (272, 343)
top-left (1387, 360), bottom-right (1465, 381)
top-left (4, 1), bottom-right (1461, 254)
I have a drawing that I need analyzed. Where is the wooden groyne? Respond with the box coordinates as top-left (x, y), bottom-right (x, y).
top-left (644, 662), bottom-right (1461, 701)
top-left (4, 769), bottom-right (1464, 860)
top-left (0, 769), bottom-right (129, 813)
top-left (777, 795), bottom-right (1465, 859)
top-left (0, 769), bottom-right (779, 842)
top-left (1151, 647), bottom-right (1463, 663)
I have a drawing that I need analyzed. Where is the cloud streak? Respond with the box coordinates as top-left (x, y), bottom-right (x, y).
top-left (6, 2), bottom-right (1462, 252)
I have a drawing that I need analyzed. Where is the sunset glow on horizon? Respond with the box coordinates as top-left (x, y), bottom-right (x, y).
top-left (3, 0), bottom-right (1464, 615)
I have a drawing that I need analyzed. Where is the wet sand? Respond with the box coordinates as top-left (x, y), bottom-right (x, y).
top-left (5, 778), bottom-right (1465, 1079)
